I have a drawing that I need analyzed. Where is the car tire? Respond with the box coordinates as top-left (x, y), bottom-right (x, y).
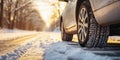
top-left (60, 20), bottom-right (73, 41)
top-left (77, 1), bottom-right (110, 48)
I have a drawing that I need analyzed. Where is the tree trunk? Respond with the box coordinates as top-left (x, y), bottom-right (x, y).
top-left (8, 0), bottom-right (12, 29)
top-left (11, 0), bottom-right (18, 29)
top-left (0, 0), bottom-right (3, 28)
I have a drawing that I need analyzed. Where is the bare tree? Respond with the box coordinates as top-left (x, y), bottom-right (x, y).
top-left (11, 0), bottom-right (32, 29)
top-left (11, 0), bottom-right (19, 29)
top-left (1, 0), bottom-right (45, 31)
top-left (48, 0), bottom-right (61, 31)
top-left (2, 0), bottom-right (32, 29)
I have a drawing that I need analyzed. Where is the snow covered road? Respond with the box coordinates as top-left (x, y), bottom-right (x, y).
top-left (0, 31), bottom-right (120, 60)
top-left (0, 32), bottom-right (61, 60)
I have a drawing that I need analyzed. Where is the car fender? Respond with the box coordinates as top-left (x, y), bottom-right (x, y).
top-left (89, 0), bottom-right (120, 26)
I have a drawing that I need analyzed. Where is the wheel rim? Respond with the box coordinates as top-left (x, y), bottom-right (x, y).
top-left (78, 7), bottom-right (89, 43)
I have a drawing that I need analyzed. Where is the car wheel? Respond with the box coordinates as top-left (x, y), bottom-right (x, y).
top-left (60, 21), bottom-right (73, 41)
top-left (77, 1), bottom-right (109, 48)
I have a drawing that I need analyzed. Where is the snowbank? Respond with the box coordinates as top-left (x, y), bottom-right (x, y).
top-left (43, 42), bottom-right (112, 60)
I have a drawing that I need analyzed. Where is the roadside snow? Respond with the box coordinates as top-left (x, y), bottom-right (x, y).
top-left (0, 29), bottom-right (36, 33)
top-left (0, 30), bottom-right (116, 60)
top-left (0, 29), bottom-right (37, 40)
top-left (53, 27), bottom-right (60, 32)
top-left (44, 42), bottom-right (112, 60)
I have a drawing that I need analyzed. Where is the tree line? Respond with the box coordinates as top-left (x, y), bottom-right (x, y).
top-left (0, 0), bottom-right (45, 31)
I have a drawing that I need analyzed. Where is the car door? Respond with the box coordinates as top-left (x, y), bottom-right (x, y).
top-left (62, 0), bottom-right (77, 32)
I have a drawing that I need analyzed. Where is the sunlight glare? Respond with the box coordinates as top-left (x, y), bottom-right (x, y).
top-left (32, 0), bottom-right (67, 30)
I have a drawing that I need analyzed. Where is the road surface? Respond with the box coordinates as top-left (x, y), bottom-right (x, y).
top-left (0, 32), bottom-right (120, 60)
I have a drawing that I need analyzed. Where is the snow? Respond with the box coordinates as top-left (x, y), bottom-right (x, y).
top-left (0, 29), bottom-right (119, 60)
top-left (0, 28), bottom-right (36, 33)
top-left (53, 27), bottom-right (60, 32)
top-left (0, 29), bottom-right (37, 40)
top-left (0, 31), bottom-right (61, 60)
top-left (44, 42), bottom-right (112, 60)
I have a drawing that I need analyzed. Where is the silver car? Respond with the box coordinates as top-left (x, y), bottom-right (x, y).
top-left (60, 0), bottom-right (120, 48)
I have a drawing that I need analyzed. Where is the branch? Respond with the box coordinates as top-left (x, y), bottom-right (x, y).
top-left (13, 0), bottom-right (32, 12)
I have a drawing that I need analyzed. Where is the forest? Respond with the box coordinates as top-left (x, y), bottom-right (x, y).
top-left (0, 0), bottom-right (66, 31)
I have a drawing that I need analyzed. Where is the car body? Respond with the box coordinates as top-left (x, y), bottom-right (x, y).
top-left (60, 0), bottom-right (120, 48)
